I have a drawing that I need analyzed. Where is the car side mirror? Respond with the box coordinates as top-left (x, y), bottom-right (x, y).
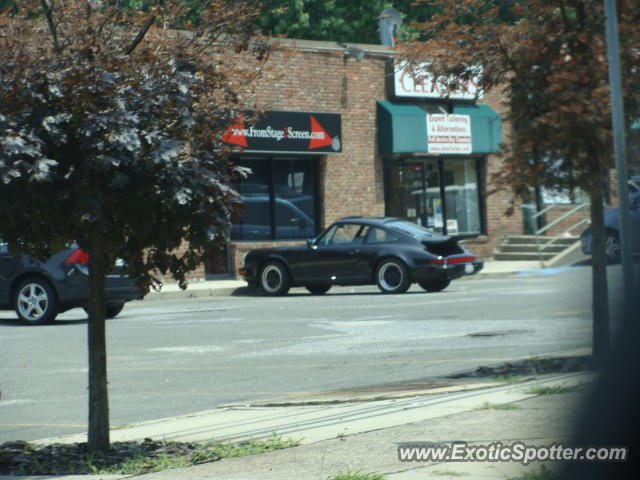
top-left (307, 238), bottom-right (317, 250)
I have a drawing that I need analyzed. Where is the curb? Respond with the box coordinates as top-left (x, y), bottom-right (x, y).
top-left (143, 270), bottom-right (527, 301)
top-left (144, 287), bottom-right (240, 301)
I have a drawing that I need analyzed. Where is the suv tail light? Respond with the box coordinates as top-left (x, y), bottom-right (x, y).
top-left (63, 249), bottom-right (89, 265)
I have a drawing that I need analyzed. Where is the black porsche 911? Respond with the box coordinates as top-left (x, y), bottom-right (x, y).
top-left (239, 217), bottom-right (483, 295)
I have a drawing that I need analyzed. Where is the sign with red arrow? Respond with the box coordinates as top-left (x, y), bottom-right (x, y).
top-left (222, 111), bottom-right (342, 154)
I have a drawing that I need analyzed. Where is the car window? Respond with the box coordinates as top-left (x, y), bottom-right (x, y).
top-left (366, 227), bottom-right (399, 244)
top-left (386, 220), bottom-right (433, 237)
top-left (318, 225), bottom-right (337, 246)
top-left (322, 223), bottom-right (365, 245)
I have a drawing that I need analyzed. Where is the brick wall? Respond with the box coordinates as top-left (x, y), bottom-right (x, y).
top-left (166, 40), bottom-right (523, 281)
top-left (224, 44), bottom-right (391, 278)
top-left (252, 46), bottom-right (387, 227)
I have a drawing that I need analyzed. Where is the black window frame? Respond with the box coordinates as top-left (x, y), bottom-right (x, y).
top-left (232, 155), bottom-right (321, 241)
top-left (383, 156), bottom-right (486, 237)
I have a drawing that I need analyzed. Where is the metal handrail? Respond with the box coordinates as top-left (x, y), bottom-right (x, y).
top-left (535, 217), bottom-right (591, 255)
top-left (527, 202), bottom-right (591, 268)
top-left (531, 204), bottom-right (557, 220)
top-left (534, 203), bottom-right (590, 235)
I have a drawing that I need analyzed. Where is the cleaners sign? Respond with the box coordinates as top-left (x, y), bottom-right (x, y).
top-left (427, 114), bottom-right (472, 154)
top-left (222, 111), bottom-right (342, 154)
top-left (394, 61), bottom-right (482, 100)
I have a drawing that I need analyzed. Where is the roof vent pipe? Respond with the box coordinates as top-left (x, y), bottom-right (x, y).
top-left (378, 7), bottom-right (402, 46)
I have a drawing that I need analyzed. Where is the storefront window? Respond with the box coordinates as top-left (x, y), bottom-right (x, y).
top-left (231, 157), bottom-right (317, 241)
top-left (385, 158), bottom-right (482, 236)
top-left (443, 159), bottom-right (481, 234)
top-left (273, 158), bottom-right (316, 240)
top-left (386, 161), bottom-right (441, 231)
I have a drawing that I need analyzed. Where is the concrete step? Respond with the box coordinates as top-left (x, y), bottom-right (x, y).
top-left (502, 235), bottom-right (578, 246)
top-left (493, 252), bottom-right (557, 261)
top-left (499, 244), bottom-right (568, 254)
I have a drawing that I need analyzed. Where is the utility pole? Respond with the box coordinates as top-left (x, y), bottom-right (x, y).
top-left (604, 0), bottom-right (635, 318)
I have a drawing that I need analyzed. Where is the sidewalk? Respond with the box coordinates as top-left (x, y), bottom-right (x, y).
top-left (136, 374), bottom-right (590, 480)
top-left (1, 260), bottom-right (596, 480)
top-left (144, 260), bottom-right (550, 301)
top-left (3, 371), bottom-right (596, 480)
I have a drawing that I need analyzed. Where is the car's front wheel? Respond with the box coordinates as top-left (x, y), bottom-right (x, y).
top-left (418, 278), bottom-right (451, 292)
top-left (375, 259), bottom-right (411, 294)
top-left (259, 261), bottom-right (291, 296)
top-left (305, 284), bottom-right (331, 295)
top-left (13, 278), bottom-right (58, 325)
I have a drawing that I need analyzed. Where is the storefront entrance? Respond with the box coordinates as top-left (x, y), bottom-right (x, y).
top-left (385, 157), bottom-right (484, 236)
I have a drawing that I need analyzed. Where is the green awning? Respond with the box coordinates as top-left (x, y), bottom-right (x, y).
top-left (377, 101), bottom-right (502, 155)
top-left (452, 104), bottom-right (502, 154)
top-left (377, 101), bottom-right (429, 154)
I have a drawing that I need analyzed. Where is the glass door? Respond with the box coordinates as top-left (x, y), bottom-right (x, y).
top-left (385, 158), bottom-right (483, 235)
top-left (386, 160), bottom-right (442, 233)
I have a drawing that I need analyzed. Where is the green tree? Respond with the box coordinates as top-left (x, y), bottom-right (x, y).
top-left (402, 0), bottom-right (640, 355)
top-left (255, 0), bottom-right (441, 44)
top-left (0, 0), bottom-right (269, 452)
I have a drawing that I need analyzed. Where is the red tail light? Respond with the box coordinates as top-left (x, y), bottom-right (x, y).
top-left (429, 255), bottom-right (475, 265)
top-left (63, 249), bottom-right (89, 264)
top-left (447, 255), bottom-right (475, 264)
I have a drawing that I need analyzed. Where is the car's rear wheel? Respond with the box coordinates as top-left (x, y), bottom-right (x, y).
top-left (375, 259), bottom-right (411, 294)
top-left (259, 261), bottom-right (290, 296)
top-left (605, 230), bottom-right (621, 264)
top-left (13, 278), bottom-right (58, 325)
top-left (418, 278), bottom-right (451, 292)
top-left (305, 284), bottom-right (331, 295)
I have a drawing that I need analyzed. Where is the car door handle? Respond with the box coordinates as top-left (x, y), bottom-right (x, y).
top-left (349, 249), bottom-right (360, 255)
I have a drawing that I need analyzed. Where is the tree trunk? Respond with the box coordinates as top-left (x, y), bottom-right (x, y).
top-left (590, 185), bottom-right (610, 357)
top-left (534, 184), bottom-right (546, 232)
top-left (87, 230), bottom-right (110, 453)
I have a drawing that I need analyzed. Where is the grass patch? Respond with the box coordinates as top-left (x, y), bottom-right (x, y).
top-left (509, 465), bottom-right (555, 480)
top-left (526, 385), bottom-right (575, 395)
top-left (100, 434), bottom-right (300, 474)
top-left (208, 434), bottom-right (299, 459)
top-left (327, 469), bottom-right (387, 480)
top-left (1, 434), bottom-right (300, 476)
top-left (480, 402), bottom-right (521, 410)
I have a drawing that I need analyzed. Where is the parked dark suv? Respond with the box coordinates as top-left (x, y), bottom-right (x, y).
top-left (0, 244), bottom-right (143, 324)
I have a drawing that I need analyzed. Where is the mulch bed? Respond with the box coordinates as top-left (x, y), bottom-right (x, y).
top-left (447, 355), bottom-right (600, 379)
top-left (0, 437), bottom-right (219, 475)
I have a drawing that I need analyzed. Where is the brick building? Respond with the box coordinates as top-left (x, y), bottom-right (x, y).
top-left (197, 38), bottom-right (585, 280)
